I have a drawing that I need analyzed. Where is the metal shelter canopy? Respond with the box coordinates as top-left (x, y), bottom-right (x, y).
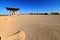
top-left (6, 7), bottom-right (20, 11)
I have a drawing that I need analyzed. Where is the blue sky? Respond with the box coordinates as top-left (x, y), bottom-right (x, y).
top-left (0, 0), bottom-right (60, 14)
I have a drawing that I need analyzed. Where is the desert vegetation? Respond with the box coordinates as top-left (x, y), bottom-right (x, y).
top-left (19, 12), bottom-right (60, 15)
top-left (0, 12), bottom-right (60, 16)
top-left (28, 12), bottom-right (60, 15)
top-left (29, 13), bottom-right (49, 15)
top-left (50, 12), bottom-right (60, 15)
top-left (0, 15), bottom-right (8, 16)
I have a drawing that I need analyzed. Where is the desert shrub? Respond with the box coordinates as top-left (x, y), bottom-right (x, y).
top-left (29, 13), bottom-right (33, 15)
top-left (34, 13), bottom-right (39, 15)
top-left (0, 15), bottom-right (8, 16)
top-left (50, 12), bottom-right (59, 15)
top-left (44, 13), bottom-right (49, 15)
top-left (38, 13), bottom-right (44, 15)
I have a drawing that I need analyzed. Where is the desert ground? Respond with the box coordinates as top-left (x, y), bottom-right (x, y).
top-left (0, 15), bottom-right (60, 40)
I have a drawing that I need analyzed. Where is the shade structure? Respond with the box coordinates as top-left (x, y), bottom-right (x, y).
top-left (6, 7), bottom-right (20, 16)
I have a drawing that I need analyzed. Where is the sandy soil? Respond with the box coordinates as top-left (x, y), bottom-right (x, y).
top-left (0, 15), bottom-right (60, 40)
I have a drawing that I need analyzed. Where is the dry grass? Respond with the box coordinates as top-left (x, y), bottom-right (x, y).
top-left (0, 15), bottom-right (60, 40)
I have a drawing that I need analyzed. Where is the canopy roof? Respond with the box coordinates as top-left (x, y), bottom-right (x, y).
top-left (6, 7), bottom-right (20, 11)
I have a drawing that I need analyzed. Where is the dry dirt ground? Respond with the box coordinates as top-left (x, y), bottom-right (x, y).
top-left (0, 15), bottom-right (60, 40)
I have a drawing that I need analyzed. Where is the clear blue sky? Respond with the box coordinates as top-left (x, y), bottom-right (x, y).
top-left (0, 0), bottom-right (60, 14)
